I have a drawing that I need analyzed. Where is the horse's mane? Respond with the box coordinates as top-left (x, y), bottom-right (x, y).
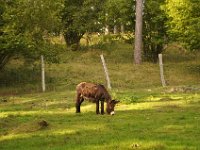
top-left (98, 84), bottom-right (112, 101)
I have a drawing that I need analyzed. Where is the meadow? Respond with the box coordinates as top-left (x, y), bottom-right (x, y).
top-left (0, 40), bottom-right (200, 149)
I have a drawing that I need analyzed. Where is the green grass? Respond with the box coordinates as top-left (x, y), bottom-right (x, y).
top-left (0, 90), bottom-right (200, 150)
top-left (0, 41), bottom-right (200, 94)
top-left (0, 41), bottom-right (200, 149)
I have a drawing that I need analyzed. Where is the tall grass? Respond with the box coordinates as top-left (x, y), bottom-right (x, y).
top-left (0, 39), bottom-right (200, 94)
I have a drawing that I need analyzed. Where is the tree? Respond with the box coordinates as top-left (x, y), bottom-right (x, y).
top-left (143, 0), bottom-right (167, 63)
top-left (134, 0), bottom-right (143, 64)
top-left (102, 0), bottom-right (135, 34)
top-left (164, 0), bottom-right (200, 51)
top-left (0, 0), bottom-right (4, 34)
top-left (0, 1), bottom-right (27, 70)
top-left (61, 0), bottom-right (104, 50)
top-left (0, 0), bottom-right (63, 70)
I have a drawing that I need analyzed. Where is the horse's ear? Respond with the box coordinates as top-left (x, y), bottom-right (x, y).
top-left (115, 100), bottom-right (120, 104)
top-left (112, 100), bottom-right (120, 104)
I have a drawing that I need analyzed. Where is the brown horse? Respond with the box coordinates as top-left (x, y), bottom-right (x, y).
top-left (75, 82), bottom-right (119, 115)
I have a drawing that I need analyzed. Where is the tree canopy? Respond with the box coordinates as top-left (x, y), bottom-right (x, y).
top-left (0, 0), bottom-right (200, 69)
top-left (0, 0), bottom-right (63, 70)
top-left (61, 0), bottom-right (105, 50)
top-left (103, 0), bottom-right (134, 30)
top-left (143, 0), bottom-right (167, 62)
top-left (164, 0), bottom-right (200, 51)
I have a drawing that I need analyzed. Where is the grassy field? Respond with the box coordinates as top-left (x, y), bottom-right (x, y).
top-left (1, 41), bottom-right (199, 94)
top-left (0, 90), bottom-right (200, 150)
top-left (0, 41), bottom-right (200, 149)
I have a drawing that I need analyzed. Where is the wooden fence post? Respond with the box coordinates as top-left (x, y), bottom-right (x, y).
top-left (41, 55), bottom-right (46, 92)
top-left (158, 54), bottom-right (166, 87)
top-left (100, 54), bottom-right (111, 90)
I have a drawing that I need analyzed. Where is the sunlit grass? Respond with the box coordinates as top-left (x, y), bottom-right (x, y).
top-left (0, 90), bottom-right (200, 149)
top-left (0, 41), bottom-right (200, 149)
top-left (1, 42), bottom-right (200, 95)
top-left (0, 110), bottom-right (69, 119)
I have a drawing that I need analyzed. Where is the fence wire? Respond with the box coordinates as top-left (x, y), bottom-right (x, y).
top-left (0, 53), bottom-right (200, 95)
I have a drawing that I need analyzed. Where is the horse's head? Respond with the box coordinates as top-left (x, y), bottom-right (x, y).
top-left (106, 100), bottom-right (120, 115)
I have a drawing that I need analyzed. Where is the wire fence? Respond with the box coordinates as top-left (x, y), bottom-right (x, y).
top-left (0, 53), bottom-right (200, 95)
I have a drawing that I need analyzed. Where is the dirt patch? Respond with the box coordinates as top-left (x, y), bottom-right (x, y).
top-left (0, 98), bottom-right (8, 103)
top-left (10, 119), bottom-right (49, 134)
top-left (167, 86), bottom-right (200, 93)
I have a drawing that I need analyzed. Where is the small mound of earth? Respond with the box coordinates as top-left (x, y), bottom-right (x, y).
top-left (167, 86), bottom-right (199, 93)
top-left (11, 120), bottom-right (49, 134)
top-left (38, 120), bottom-right (48, 128)
top-left (0, 98), bottom-right (8, 103)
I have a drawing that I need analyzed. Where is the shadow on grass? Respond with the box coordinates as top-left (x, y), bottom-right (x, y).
top-left (0, 101), bottom-right (200, 150)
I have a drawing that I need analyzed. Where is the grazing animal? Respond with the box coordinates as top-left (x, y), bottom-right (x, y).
top-left (75, 82), bottom-right (119, 115)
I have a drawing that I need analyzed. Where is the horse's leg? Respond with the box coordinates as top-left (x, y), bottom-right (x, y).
top-left (80, 97), bottom-right (84, 104)
top-left (76, 93), bottom-right (82, 113)
top-left (96, 100), bottom-right (100, 114)
top-left (101, 100), bottom-right (104, 115)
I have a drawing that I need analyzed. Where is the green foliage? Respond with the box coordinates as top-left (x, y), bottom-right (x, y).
top-left (0, 0), bottom-right (4, 29)
top-left (0, 0), bottom-right (63, 70)
top-left (0, 31), bottom-right (34, 70)
top-left (61, 0), bottom-right (135, 50)
top-left (102, 0), bottom-right (135, 28)
top-left (164, 0), bottom-right (200, 51)
top-left (143, 0), bottom-right (167, 63)
top-left (3, 0), bottom-right (62, 39)
top-left (61, 0), bottom-right (104, 50)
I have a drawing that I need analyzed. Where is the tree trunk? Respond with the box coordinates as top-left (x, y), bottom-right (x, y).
top-left (63, 31), bottom-right (84, 50)
top-left (114, 25), bottom-right (118, 34)
top-left (0, 54), bottom-right (10, 71)
top-left (134, 0), bottom-right (143, 64)
top-left (121, 24), bottom-right (125, 34)
top-left (105, 24), bottom-right (110, 35)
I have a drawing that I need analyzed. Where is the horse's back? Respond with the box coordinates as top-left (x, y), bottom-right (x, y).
top-left (76, 82), bottom-right (110, 100)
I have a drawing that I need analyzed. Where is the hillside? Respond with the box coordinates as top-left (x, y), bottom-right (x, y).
top-left (0, 42), bottom-right (200, 95)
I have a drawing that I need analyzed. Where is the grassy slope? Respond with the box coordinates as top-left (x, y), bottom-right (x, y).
top-left (0, 42), bottom-right (200, 149)
top-left (0, 92), bottom-right (200, 150)
top-left (1, 41), bottom-right (200, 94)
